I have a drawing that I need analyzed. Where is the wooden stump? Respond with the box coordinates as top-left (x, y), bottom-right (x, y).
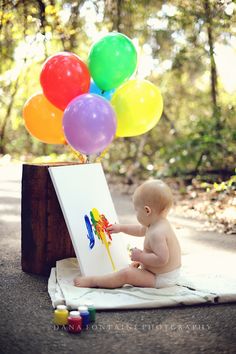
top-left (21, 163), bottom-right (77, 276)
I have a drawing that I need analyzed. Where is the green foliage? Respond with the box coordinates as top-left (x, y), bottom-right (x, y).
top-left (201, 169), bottom-right (236, 193)
top-left (0, 0), bottom-right (235, 181)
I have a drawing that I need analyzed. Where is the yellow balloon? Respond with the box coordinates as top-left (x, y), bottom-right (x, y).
top-left (111, 79), bottom-right (163, 137)
top-left (23, 93), bottom-right (66, 144)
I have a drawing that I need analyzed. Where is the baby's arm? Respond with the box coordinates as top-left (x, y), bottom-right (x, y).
top-left (107, 224), bottom-right (146, 237)
top-left (131, 233), bottom-right (169, 267)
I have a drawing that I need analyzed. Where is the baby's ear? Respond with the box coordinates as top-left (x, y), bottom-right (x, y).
top-left (144, 206), bottom-right (151, 215)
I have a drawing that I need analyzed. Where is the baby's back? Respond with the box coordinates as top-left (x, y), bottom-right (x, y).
top-left (164, 220), bottom-right (182, 273)
top-left (143, 219), bottom-right (181, 275)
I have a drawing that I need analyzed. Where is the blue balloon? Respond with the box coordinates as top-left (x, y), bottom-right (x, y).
top-left (89, 81), bottom-right (115, 101)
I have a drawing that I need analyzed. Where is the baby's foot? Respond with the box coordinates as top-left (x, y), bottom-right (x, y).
top-left (74, 276), bottom-right (95, 288)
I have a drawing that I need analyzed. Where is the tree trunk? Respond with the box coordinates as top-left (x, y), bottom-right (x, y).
top-left (203, 0), bottom-right (221, 131)
top-left (21, 163), bottom-right (77, 276)
top-left (0, 76), bottom-right (20, 154)
top-left (105, 0), bottom-right (123, 32)
top-left (115, 0), bottom-right (122, 32)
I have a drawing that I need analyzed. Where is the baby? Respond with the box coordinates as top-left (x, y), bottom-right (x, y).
top-left (74, 179), bottom-right (181, 289)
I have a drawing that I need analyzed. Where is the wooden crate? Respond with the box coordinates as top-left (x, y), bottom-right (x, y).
top-left (21, 163), bottom-right (77, 276)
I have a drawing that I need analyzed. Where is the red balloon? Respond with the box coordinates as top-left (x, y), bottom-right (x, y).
top-left (40, 52), bottom-right (90, 111)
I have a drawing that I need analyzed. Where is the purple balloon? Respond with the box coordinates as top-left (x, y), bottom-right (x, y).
top-left (63, 93), bottom-right (117, 155)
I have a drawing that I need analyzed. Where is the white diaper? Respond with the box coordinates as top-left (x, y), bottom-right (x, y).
top-left (155, 268), bottom-right (181, 288)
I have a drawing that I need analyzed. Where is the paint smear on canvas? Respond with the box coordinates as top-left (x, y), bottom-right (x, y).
top-left (84, 208), bottom-right (116, 271)
top-left (84, 215), bottom-right (95, 249)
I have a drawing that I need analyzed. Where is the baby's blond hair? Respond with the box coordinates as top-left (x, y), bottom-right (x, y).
top-left (133, 179), bottom-right (173, 215)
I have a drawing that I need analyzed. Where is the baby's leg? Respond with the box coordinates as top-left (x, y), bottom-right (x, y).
top-left (74, 266), bottom-right (156, 289)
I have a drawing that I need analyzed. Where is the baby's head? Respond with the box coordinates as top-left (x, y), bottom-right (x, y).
top-left (132, 179), bottom-right (173, 226)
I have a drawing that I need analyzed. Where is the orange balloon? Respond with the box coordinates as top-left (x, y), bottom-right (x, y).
top-left (23, 93), bottom-right (66, 144)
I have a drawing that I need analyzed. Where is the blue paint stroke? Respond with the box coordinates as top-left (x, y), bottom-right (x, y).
top-left (84, 215), bottom-right (95, 249)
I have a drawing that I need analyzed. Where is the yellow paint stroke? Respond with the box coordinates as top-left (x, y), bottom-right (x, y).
top-left (91, 208), bottom-right (116, 272)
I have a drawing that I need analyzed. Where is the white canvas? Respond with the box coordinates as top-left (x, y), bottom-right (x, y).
top-left (49, 163), bottom-right (130, 276)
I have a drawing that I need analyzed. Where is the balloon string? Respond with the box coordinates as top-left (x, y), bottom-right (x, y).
top-left (68, 146), bottom-right (87, 164)
top-left (96, 146), bottom-right (109, 163)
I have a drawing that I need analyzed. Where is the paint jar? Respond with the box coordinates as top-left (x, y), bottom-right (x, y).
top-left (68, 311), bottom-right (82, 334)
top-left (78, 305), bottom-right (90, 328)
top-left (53, 305), bottom-right (69, 326)
top-left (85, 301), bottom-right (96, 323)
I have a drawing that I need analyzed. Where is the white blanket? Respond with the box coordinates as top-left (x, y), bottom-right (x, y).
top-left (48, 256), bottom-right (236, 310)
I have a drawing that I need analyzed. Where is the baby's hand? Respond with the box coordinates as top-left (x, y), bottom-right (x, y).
top-left (130, 247), bottom-right (143, 262)
top-left (129, 261), bottom-right (141, 268)
top-left (106, 223), bottom-right (121, 234)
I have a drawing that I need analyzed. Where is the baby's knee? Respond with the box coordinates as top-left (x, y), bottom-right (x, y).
top-left (117, 267), bottom-right (132, 283)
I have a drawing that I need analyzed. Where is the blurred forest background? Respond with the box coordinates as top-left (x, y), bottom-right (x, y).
top-left (0, 0), bottom-right (235, 231)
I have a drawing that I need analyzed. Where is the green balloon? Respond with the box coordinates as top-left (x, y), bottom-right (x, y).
top-left (88, 32), bottom-right (137, 91)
